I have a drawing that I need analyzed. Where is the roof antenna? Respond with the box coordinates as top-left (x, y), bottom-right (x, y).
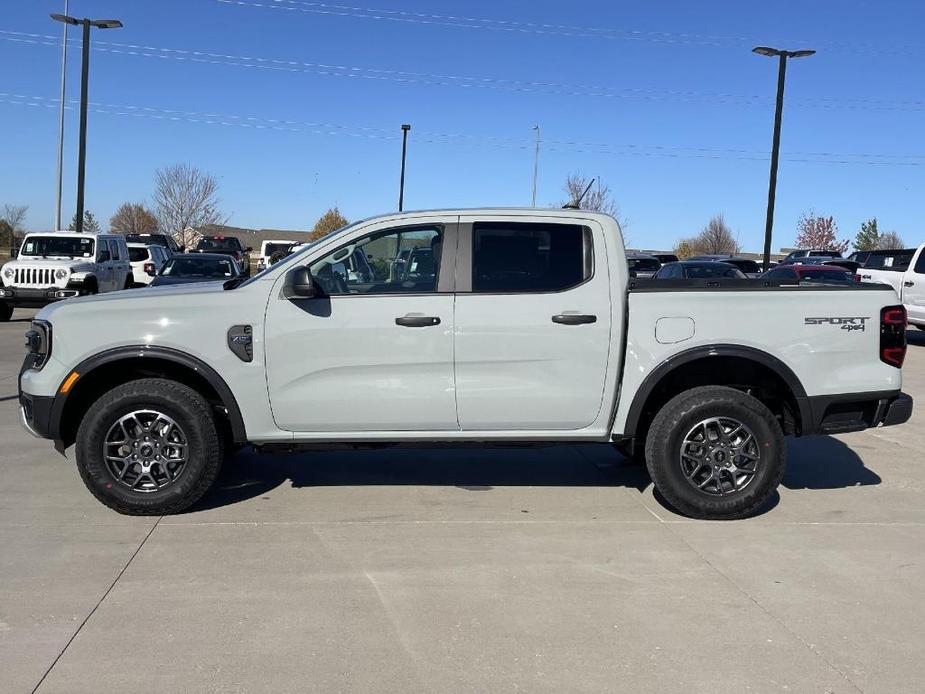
top-left (562, 177), bottom-right (595, 209)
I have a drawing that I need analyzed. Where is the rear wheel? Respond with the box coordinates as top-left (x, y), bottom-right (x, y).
top-left (0, 302), bottom-right (12, 322)
top-left (75, 378), bottom-right (222, 515)
top-left (645, 386), bottom-right (785, 520)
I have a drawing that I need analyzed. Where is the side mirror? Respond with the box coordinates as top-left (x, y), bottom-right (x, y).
top-left (283, 266), bottom-right (316, 299)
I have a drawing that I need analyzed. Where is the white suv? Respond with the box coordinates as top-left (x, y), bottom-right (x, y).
top-left (127, 243), bottom-right (169, 286)
top-left (0, 232), bottom-right (131, 320)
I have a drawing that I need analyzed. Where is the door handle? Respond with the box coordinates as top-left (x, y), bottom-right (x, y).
top-left (904, 281), bottom-right (915, 287)
top-left (552, 314), bottom-right (597, 325)
top-left (395, 315), bottom-right (441, 327)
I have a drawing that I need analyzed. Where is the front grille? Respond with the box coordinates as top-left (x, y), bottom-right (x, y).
top-left (13, 267), bottom-right (56, 287)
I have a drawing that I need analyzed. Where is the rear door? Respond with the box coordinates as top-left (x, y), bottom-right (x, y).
top-left (454, 215), bottom-right (613, 430)
top-left (903, 248), bottom-right (925, 325)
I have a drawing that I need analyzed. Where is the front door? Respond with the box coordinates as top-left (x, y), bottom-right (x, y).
top-left (904, 250), bottom-right (925, 325)
top-left (265, 220), bottom-right (459, 432)
top-left (454, 216), bottom-right (614, 430)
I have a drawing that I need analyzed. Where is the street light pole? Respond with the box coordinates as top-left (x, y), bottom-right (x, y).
top-left (531, 125), bottom-right (540, 206)
top-left (753, 46), bottom-right (815, 270)
top-left (398, 123), bottom-right (411, 211)
top-left (54, 0), bottom-right (69, 231)
top-left (50, 13), bottom-right (122, 234)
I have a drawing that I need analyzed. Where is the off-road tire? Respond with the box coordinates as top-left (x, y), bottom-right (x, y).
top-left (645, 386), bottom-right (785, 520)
top-left (0, 302), bottom-right (12, 322)
top-left (75, 378), bottom-right (222, 515)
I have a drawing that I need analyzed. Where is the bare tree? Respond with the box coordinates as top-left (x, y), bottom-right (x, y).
top-left (697, 214), bottom-right (740, 255)
top-left (1, 204), bottom-right (27, 234)
top-left (560, 174), bottom-right (626, 227)
top-left (877, 230), bottom-right (905, 250)
top-left (110, 202), bottom-right (159, 234)
top-left (153, 164), bottom-right (225, 248)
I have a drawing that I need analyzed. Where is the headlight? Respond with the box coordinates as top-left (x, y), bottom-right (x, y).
top-left (55, 268), bottom-right (68, 279)
top-left (24, 320), bottom-right (52, 370)
top-left (2, 267), bottom-right (12, 279)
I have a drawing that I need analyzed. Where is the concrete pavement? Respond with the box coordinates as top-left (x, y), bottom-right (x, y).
top-left (1, 307), bottom-right (924, 693)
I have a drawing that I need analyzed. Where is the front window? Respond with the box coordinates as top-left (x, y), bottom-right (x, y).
top-left (20, 235), bottom-right (94, 258)
top-left (162, 257), bottom-right (235, 278)
top-left (729, 259), bottom-right (760, 274)
top-left (309, 225), bottom-right (443, 295)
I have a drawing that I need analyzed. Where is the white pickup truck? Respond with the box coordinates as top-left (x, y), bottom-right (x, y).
top-left (856, 243), bottom-right (925, 330)
top-left (18, 209), bottom-right (912, 519)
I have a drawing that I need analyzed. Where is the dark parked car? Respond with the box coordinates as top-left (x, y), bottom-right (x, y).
top-left (194, 235), bottom-right (252, 275)
top-left (653, 261), bottom-right (746, 279)
top-left (780, 249), bottom-right (842, 265)
top-left (642, 252), bottom-right (679, 265)
top-left (125, 233), bottom-right (182, 255)
top-left (688, 255), bottom-right (762, 278)
top-left (150, 253), bottom-right (241, 286)
top-left (762, 264), bottom-right (855, 285)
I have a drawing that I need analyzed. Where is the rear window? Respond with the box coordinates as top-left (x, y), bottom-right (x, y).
top-left (163, 257), bottom-right (235, 278)
top-left (472, 222), bottom-right (591, 293)
top-left (628, 258), bottom-right (661, 272)
top-left (128, 247), bottom-right (150, 262)
top-left (685, 264), bottom-right (743, 279)
top-left (127, 234), bottom-right (168, 248)
top-left (728, 260), bottom-right (760, 274)
top-left (865, 251), bottom-right (914, 270)
top-left (798, 269), bottom-right (853, 284)
top-left (196, 237), bottom-right (243, 251)
top-left (264, 243), bottom-right (291, 257)
top-left (809, 250), bottom-right (841, 258)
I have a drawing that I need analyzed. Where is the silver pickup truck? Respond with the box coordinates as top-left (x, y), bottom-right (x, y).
top-left (18, 209), bottom-right (913, 519)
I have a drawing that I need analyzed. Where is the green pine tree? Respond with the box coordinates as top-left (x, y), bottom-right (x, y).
top-left (68, 211), bottom-right (101, 233)
top-left (854, 218), bottom-right (880, 252)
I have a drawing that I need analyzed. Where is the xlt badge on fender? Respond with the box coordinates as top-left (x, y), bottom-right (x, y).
top-left (804, 316), bottom-right (870, 332)
top-left (227, 325), bottom-right (253, 362)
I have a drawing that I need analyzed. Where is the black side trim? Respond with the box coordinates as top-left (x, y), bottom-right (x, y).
top-left (621, 344), bottom-right (808, 438)
top-left (49, 346), bottom-right (247, 443)
top-left (19, 392), bottom-right (55, 439)
top-left (802, 389), bottom-right (911, 435)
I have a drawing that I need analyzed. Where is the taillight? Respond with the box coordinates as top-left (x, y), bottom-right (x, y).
top-left (880, 305), bottom-right (907, 368)
top-left (143, 262), bottom-right (155, 274)
top-left (853, 273), bottom-right (861, 283)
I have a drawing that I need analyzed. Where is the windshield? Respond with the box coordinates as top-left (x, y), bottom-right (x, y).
top-left (126, 234), bottom-right (168, 247)
top-left (128, 247), bottom-right (150, 262)
top-left (196, 237), bottom-right (243, 251)
top-left (230, 220), bottom-right (361, 289)
top-left (628, 258), bottom-right (661, 271)
top-left (162, 257), bottom-right (235, 278)
top-left (20, 235), bottom-right (95, 258)
top-left (264, 243), bottom-right (292, 257)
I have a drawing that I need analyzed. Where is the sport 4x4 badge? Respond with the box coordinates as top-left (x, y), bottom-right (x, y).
top-left (804, 316), bottom-right (870, 332)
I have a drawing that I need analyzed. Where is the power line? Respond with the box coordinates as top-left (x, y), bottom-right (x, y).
top-left (2, 30), bottom-right (923, 112)
top-left (2, 92), bottom-right (923, 166)
top-left (216, 0), bottom-right (924, 57)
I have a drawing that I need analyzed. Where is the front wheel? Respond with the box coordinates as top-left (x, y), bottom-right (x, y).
top-left (75, 378), bottom-right (222, 515)
top-left (645, 386), bottom-right (785, 520)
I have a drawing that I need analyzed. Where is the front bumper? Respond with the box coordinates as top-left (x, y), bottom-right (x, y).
top-left (19, 391), bottom-right (56, 440)
top-left (0, 286), bottom-right (84, 308)
top-left (801, 390), bottom-right (913, 435)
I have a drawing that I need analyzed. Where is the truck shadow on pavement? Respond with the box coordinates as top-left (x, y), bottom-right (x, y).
top-left (192, 435), bottom-right (880, 516)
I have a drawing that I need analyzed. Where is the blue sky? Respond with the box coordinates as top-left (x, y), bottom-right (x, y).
top-left (1, 0), bottom-right (922, 252)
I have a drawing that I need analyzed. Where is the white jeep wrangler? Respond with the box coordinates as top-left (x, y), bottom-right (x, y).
top-left (0, 232), bottom-right (132, 320)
